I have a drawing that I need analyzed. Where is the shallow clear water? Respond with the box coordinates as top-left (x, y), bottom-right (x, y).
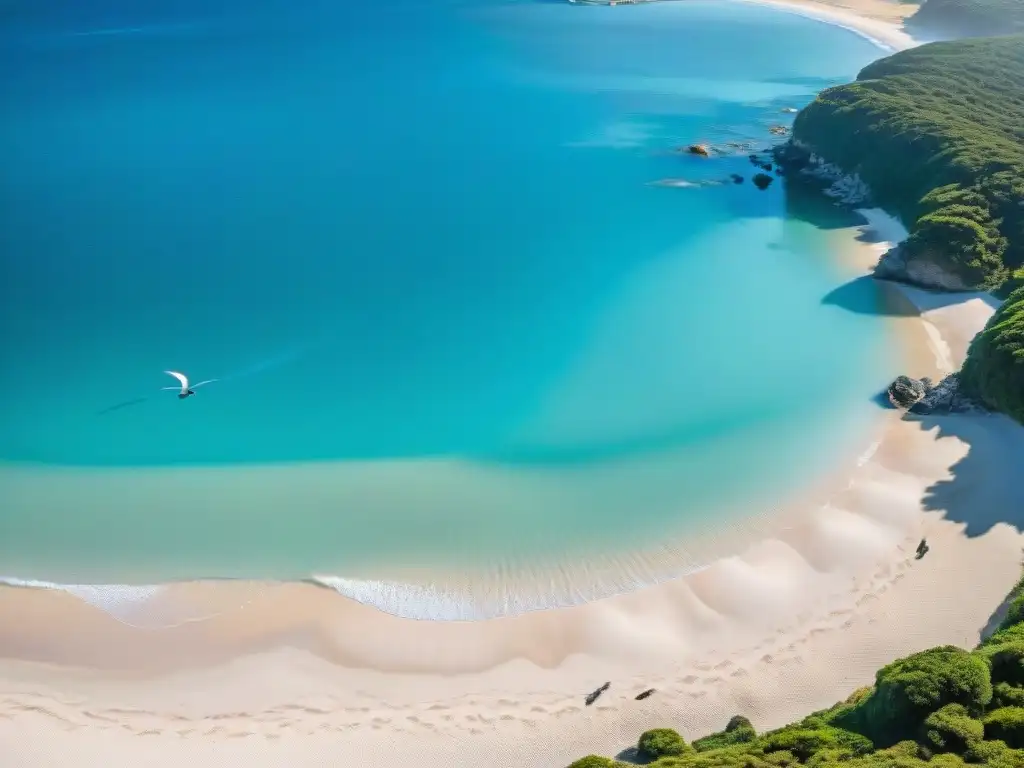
top-left (0, 1), bottom-right (897, 589)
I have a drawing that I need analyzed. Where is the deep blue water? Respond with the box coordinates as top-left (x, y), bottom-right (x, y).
top-left (0, 0), bottom-right (899, 585)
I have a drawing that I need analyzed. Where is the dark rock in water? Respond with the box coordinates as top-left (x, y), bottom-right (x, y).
top-left (730, 174), bottom-right (744, 184)
top-left (780, 106), bottom-right (799, 114)
top-left (752, 173), bottom-right (774, 190)
top-left (771, 141), bottom-right (812, 172)
top-left (685, 143), bottom-right (711, 157)
top-left (748, 153), bottom-right (773, 172)
top-left (585, 681), bottom-right (611, 706)
top-left (888, 375), bottom-right (928, 408)
top-left (768, 124), bottom-right (790, 136)
top-left (635, 688), bottom-right (656, 701)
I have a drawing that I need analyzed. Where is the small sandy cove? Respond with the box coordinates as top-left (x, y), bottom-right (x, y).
top-left (2, 7), bottom-right (1023, 768)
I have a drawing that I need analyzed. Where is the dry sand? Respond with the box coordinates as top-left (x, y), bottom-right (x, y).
top-left (2, 6), bottom-right (1023, 768)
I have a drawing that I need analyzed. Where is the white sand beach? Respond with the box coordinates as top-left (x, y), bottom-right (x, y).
top-left (3, 4), bottom-right (1024, 768)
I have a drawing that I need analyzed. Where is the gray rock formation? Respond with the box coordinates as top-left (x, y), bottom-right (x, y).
top-left (873, 244), bottom-right (971, 292)
top-left (908, 374), bottom-right (982, 415)
top-left (888, 375), bottom-right (930, 408)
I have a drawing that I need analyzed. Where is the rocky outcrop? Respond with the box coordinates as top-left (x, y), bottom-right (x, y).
top-left (888, 373), bottom-right (983, 415)
top-left (911, 374), bottom-right (983, 415)
top-left (888, 375), bottom-right (929, 408)
top-left (771, 140), bottom-right (871, 205)
top-left (873, 243), bottom-right (972, 291)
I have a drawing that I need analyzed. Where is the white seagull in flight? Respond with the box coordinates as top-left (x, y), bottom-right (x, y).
top-left (162, 370), bottom-right (218, 399)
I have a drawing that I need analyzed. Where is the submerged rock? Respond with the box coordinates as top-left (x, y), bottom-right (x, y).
top-left (888, 375), bottom-right (929, 408)
top-left (752, 173), bottom-right (774, 190)
top-left (768, 124), bottom-right (790, 136)
top-left (730, 173), bottom-right (744, 184)
top-left (686, 143), bottom-right (711, 157)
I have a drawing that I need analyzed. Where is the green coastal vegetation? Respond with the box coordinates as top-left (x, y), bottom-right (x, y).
top-left (784, 34), bottom-right (1024, 423)
top-left (909, 0), bottom-right (1024, 38)
top-left (565, 575), bottom-right (1024, 767)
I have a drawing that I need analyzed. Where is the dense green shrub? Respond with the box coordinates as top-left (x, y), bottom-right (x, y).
top-left (565, 757), bottom-right (619, 768)
top-left (639, 728), bottom-right (690, 759)
top-left (648, 746), bottom-right (769, 768)
top-left (978, 641), bottom-right (1024, 687)
top-left (1002, 578), bottom-right (1024, 629)
top-left (993, 681), bottom-right (1024, 708)
top-left (960, 287), bottom-right (1024, 424)
top-left (921, 703), bottom-right (984, 752)
top-left (693, 716), bottom-right (757, 752)
top-left (964, 737), bottom-right (1024, 767)
top-left (837, 646), bottom-right (991, 745)
top-left (984, 706), bottom-right (1024, 748)
top-left (761, 725), bottom-right (872, 760)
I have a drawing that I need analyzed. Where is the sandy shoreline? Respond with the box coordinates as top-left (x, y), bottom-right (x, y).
top-left (4, 5), bottom-right (1024, 768)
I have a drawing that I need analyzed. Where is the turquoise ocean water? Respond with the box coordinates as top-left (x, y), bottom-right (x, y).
top-left (0, 0), bottom-right (899, 614)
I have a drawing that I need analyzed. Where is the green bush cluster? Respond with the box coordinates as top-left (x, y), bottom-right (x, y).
top-left (909, 0), bottom-right (1024, 38)
top-left (788, 34), bottom-right (1024, 423)
top-left (960, 286), bottom-right (1024, 424)
top-left (564, 573), bottom-right (1024, 767)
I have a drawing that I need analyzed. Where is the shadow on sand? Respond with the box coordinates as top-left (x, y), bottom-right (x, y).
top-left (910, 412), bottom-right (1024, 539)
top-left (821, 275), bottom-right (919, 317)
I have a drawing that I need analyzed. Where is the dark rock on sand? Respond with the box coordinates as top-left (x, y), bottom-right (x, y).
top-left (585, 681), bottom-right (611, 706)
top-left (908, 373), bottom-right (981, 415)
top-left (888, 375), bottom-right (929, 408)
top-left (752, 173), bottom-right (774, 190)
top-left (635, 688), bottom-right (656, 701)
top-left (874, 243), bottom-right (972, 292)
top-left (915, 538), bottom-right (930, 560)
